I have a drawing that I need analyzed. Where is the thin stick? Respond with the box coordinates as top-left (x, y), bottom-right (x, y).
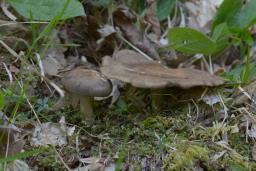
top-left (2, 62), bottom-right (13, 83)
top-left (238, 86), bottom-right (252, 101)
top-left (35, 53), bottom-right (45, 80)
top-left (3, 128), bottom-right (11, 170)
top-left (0, 40), bottom-right (22, 60)
top-left (0, 21), bottom-right (49, 27)
top-left (0, 0), bottom-right (17, 21)
top-left (117, 33), bottom-right (153, 61)
top-left (218, 92), bottom-right (228, 124)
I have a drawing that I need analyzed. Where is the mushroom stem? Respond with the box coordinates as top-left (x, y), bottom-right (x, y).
top-left (151, 89), bottom-right (164, 113)
top-left (80, 96), bottom-right (94, 120)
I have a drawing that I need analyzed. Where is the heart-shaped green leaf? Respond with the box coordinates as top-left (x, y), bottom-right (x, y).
top-left (212, 0), bottom-right (242, 30)
top-left (211, 23), bottom-right (232, 53)
top-left (7, 0), bottom-right (85, 21)
top-left (156, 0), bottom-right (176, 21)
top-left (168, 27), bottom-right (216, 55)
top-left (213, 0), bottom-right (256, 31)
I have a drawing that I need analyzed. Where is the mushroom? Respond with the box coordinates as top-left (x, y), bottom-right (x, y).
top-left (113, 49), bottom-right (149, 64)
top-left (61, 68), bottom-right (112, 119)
top-left (100, 49), bottom-right (224, 110)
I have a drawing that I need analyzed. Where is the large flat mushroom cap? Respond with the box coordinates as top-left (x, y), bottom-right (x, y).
top-left (100, 56), bottom-right (224, 89)
top-left (62, 68), bottom-right (112, 97)
top-left (114, 49), bottom-right (148, 64)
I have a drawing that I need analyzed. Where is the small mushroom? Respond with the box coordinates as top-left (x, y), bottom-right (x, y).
top-left (62, 68), bottom-right (112, 119)
top-left (100, 49), bottom-right (224, 110)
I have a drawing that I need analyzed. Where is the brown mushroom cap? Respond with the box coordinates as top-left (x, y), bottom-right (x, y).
top-left (100, 56), bottom-right (224, 89)
top-left (62, 68), bottom-right (112, 97)
top-left (114, 49), bottom-right (148, 64)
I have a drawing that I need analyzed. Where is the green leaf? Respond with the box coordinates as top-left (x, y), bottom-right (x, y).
top-left (168, 27), bottom-right (216, 55)
top-left (239, 30), bottom-right (254, 46)
top-left (127, 0), bottom-right (146, 15)
top-left (7, 0), bottom-right (85, 21)
top-left (225, 62), bottom-right (256, 82)
top-left (0, 91), bottom-right (4, 110)
top-left (211, 23), bottom-right (231, 53)
top-left (156, 0), bottom-right (176, 21)
top-left (92, 0), bottom-right (110, 7)
top-left (232, 0), bottom-right (256, 30)
top-left (229, 163), bottom-right (247, 171)
top-left (115, 99), bottom-right (128, 113)
top-left (213, 0), bottom-right (256, 31)
top-left (242, 47), bottom-right (251, 83)
top-left (212, 0), bottom-right (242, 30)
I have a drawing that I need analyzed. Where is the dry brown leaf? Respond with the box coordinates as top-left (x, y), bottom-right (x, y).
top-left (202, 95), bottom-right (221, 106)
top-left (144, 0), bottom-right (161, 39)
top-left (0, 1), bottom-right (16, 21)
top-left (41, 30), bottom-right (67, 76)
top-left (0, 160), bottom-right (30, 171)
top-left (0, 112), bottom-right (24, 157)
top-left (0, 127), bottom-right (24, 157)
top-left (100, 56), bottom-right (224, 89)
top-left (113, 8), bottom-right (160, 60)
top-left (31, 117), bottom-right (75, 147)
top-left (232, 80), bottom-right (256, 105)
top-left (72, 157), bottom-right (115, 171)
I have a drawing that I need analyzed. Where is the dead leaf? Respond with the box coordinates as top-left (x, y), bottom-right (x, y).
top-left (211, 150), bottom-right (226, 161)
top-left (230, 124), bottom-right (239, 134)
top-left (0, 1), bottom-right (16, 21)
top-left (0, 112), bottom-right (24, 157)
top-left (104, 163), bottom-right (115, 171)
top-left (113, 8), bottom-right (160, 60)
top-left (72, 157), bottom-right (115, 171)
top-left (0, 127), bottom-right (24, 157)
top-left (97, 25), bottom-right (116, 38)
top-left (144, 0), bottom-right (161, 39)
top-left (100, 56), bottom-right (224, 89)
top-left (0, 160), bottom-right (30, 171)
top-left (42, 56), bottom-right (62, 76)
top-left (9, 64), bottom-right (20, 74)
top-left (42, 30), bottom-right (67, 76)
top-left (232, 80), bottom-right (256, 105)
top-left (31, 117), bottom-right (75, 147)
top-left (202, 95), bottom-right (221, 106)
top-left (248, 124), bottom-right (256, 139)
